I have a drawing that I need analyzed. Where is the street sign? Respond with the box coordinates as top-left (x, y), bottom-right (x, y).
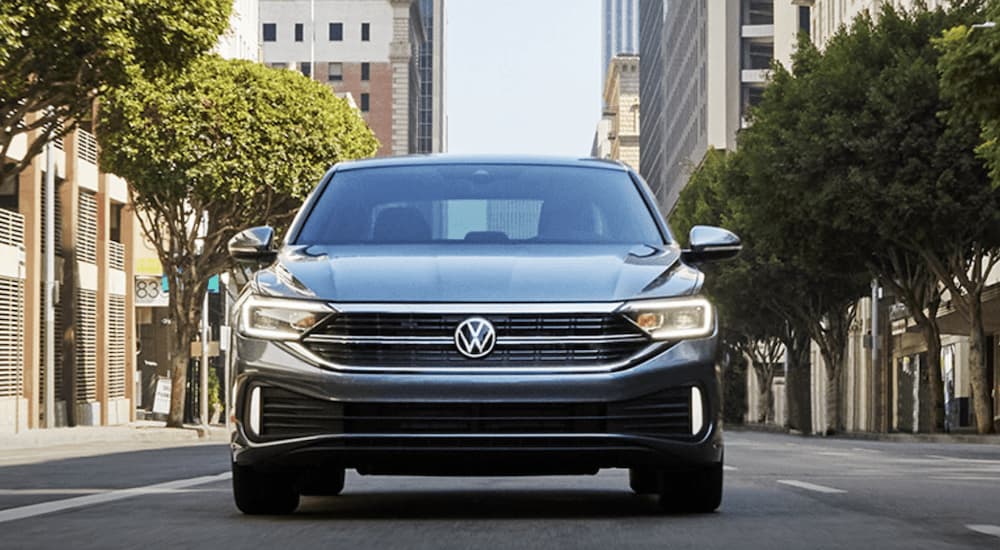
top-left (135, 275), bottom-right (168, 307)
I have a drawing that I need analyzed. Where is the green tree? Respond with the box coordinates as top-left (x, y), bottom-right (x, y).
top-left (938, 0), bottom-right (1000, 433)
top-left (735, 43), bottom-right (873, 435)
top-left (98, 56), bottom-right (378, 427)
top-left (0, 0), bottom-right (231, 183)
top-left (786, 3), bottom-right (995, 434)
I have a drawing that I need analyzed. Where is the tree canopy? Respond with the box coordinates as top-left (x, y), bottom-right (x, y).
top-left (0, 0), bottom-right (231, 181)
top-left (98, 55), bottom-right (379, 425)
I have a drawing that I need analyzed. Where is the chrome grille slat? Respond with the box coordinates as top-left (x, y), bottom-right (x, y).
top-left (302, 311), bottom-right (651, 371)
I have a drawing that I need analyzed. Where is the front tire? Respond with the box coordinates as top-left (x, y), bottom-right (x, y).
top-left (658, 463), bottom-right (723, 513)
top-left (232, 462), bottom-right (300, 515)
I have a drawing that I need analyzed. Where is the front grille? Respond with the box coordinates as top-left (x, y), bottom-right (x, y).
top-left (254, 386), bottom-right (693, 442)
top-left (301, 312), bottom-right (651, 370)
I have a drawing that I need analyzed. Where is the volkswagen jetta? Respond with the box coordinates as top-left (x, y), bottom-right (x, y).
top-left (227, 156), bottom-right (740, 514)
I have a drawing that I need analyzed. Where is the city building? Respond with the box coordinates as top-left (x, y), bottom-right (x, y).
top-left (596, 55), bottom-right (640, 170)
top-left (216, 0), bottom-right (263, 60)
top-left (638, 0), bottom-right (665, 196)
top-left (638, 0), bottom-right (803, 213)
top-left (601, 0), bottom-right (640, 84)
top-left (1, 123), bottom-right (136, 432)
top-left (260, 0), bottom-right (446, 156)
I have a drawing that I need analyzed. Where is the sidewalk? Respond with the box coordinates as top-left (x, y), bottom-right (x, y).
top-left (0, 421), bottom-right (228, 452)
top-left (731, 423), bottom-right (1000, 445)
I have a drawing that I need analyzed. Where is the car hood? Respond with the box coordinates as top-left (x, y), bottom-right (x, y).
top-left (254, 244), bottom-right (703, 303)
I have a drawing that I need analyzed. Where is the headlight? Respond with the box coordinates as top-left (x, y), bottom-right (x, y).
top-left (621, 297), bottom-right (714, 340)
top-left (238, 295), bottom-right (334, 341)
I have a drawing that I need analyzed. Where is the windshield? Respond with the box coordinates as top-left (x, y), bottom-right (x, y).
top-left (294, 164), bottom-right (666, 245)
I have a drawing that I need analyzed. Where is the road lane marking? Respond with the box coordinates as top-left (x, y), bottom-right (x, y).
top-left (926, 455), bottom-right (1000, 465)
top-left (776, 480), bottom-right (846, 494)
top-left (0, 472), bottom-right (230, 524)
top-left (723, 465), bottom-right (737, 471)
top-left (0, 488), bottom-right (225, 496)
top-left (966, 525), bottom-right (1000, 538)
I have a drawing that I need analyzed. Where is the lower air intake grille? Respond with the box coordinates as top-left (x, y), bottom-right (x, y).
top-left (254, 386), bottom-right (693, 442)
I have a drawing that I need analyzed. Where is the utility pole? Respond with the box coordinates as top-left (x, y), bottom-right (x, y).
top-left (199, 211), bottom-right (210, 426)
top-left (43, 141), bottom-right (55, 427)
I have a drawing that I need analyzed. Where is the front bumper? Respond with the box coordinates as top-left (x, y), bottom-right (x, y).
top-left (230, 332), bottom-right (723, 475)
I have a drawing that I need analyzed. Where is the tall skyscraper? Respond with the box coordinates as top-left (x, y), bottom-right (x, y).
top-left (638, 0), bottom-right (665, 203)
top-left (416, 0), bottom-right (447, 153)
top-left (638, 0), bottom-right (801, 213)
top-left (601, 0), bottom-right (639, 81)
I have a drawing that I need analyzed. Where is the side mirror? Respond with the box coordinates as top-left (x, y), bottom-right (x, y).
top-left (228, 226), bottom-right (277, 264)
top-left (681, 225), bottom-right (742, 263)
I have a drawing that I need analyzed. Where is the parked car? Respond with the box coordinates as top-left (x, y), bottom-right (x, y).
top-left (227, 156), bottom-right (740, 514)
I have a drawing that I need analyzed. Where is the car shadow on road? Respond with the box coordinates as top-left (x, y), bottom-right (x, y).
top-left (281, 490), bottom-right (709, 520)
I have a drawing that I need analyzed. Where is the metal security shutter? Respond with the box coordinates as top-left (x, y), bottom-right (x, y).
top-left (0, 209), bottom-right (25, 399)
top-left (77, 192), bottom-right (97, 265)
top-left (75, 289), bottom-right (97, 403)
top-left (107, 295), bottom-right (126, 399)
top-left (0, 278), bottom-right (24, 398)
top-left (108, 241), bottom-right (125, 271)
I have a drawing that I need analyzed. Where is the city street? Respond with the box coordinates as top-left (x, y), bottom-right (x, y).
top-left (1, 432), bottom-right (999, 549)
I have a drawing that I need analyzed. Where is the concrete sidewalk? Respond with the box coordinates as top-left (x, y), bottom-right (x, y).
top-left (0, 421), bottom-right (228, 451)
top-left (730, 423), bottom-right (1000, 445)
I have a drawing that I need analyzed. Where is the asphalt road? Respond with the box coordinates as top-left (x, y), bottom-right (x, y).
top-left (1, 432), bottom-right (999, 549)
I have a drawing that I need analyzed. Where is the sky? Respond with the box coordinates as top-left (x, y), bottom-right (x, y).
top-left (445, 0), bottom-right (601, 157)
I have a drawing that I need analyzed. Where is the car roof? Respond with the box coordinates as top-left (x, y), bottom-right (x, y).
top-left (333, 154), bottom-right (630, 172)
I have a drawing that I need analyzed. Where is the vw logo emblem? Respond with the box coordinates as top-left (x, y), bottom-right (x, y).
top-left (454, 317), bottom-right (496, 359)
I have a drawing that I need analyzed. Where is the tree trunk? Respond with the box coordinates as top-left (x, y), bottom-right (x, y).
top-left (754, 365), bottom-right (774, 423)
top-left (782, 330), bottom-right (811, 432)
top-left (968, 303), bottom-right (994, 434)
top-left (824, 349), bottom-right (843, 435)
top-left (167, 324), bottom-right (192, 428)
top-left (166, 273), bottom-right (202, 429)
top-left (922, 322), bottom-right (944, 433)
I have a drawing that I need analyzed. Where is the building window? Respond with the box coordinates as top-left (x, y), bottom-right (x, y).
top-left (742, 39), bottom-right (773, 70)
top-left (742, 0), bottom-right (773, 25)
top-left (294, 23), bottom-right (304, 42)
top-left (329, 22), bottom-right (343, 41)
top-left (262, 23), bottom-right (277, 42)
top-left (360, 93), bottom-right (370, 112)
top-left (361, 22), bottom-right (370, 41)
top-left (361, 62), bottom-right (370, 81)
top-left (799, 6), bottom-right (811, 36)
top-left (301, 61), bottom-right (311, 78)
top-left (328, 62), bottom-right (343, 81)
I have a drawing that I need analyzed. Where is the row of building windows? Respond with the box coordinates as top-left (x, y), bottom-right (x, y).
top-left (263, 22), bottom-right (370, 43)
top-left (292, 61), bottom-right (371, 82)
top-left (281, 62), bottom-right (372, 113)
